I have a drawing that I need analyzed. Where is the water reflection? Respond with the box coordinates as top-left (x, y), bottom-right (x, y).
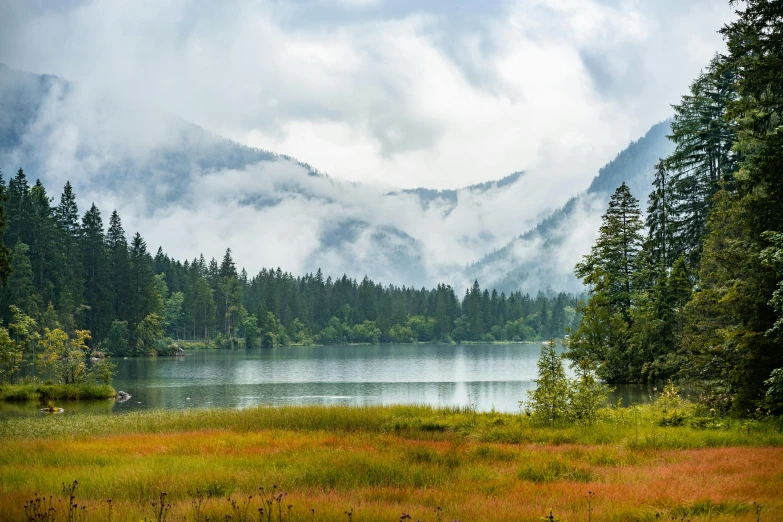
top-left (2, 344), bottom-right (654, 417)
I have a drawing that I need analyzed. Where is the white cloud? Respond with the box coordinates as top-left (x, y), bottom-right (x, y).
top-left (0, 0), bottom-right (732, 192)
top-left (0, 0), bottom-right (735, 289)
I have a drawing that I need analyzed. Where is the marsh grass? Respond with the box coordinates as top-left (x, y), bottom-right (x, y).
top-left (0, 383), bottom-right (115, 402)
top-left (2, 404), bottom-right (781, 447)
top-left (1, 405), bottom-right (782, 521)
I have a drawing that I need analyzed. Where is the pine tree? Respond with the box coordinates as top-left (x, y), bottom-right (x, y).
top-left (526, 341), bottom-right (570, 426)
top-left (6, 243), bottom-right (39, 316)
top-left (27, 181), bottom-right (57, 304)
top-left (6, 168), bottom-right (32, 246)
top-left (646, 161), bottom-right (677, 273)
top-left (576, 182), bottom-right (644, 317)
top-left (0, 170), bottom-right (12, 286)
top-left (55, 181), bottom-right (83, 304)
top-left (666, 55), bottom-right (739, 268)
top-left (81, 204), bottom-right (112, 341)
top-left (569, 183), bottom-right (645, 382)
top-left (128, 232), bottom-right (160, 349)
top-left (107, 210), bottom-right (131, 321)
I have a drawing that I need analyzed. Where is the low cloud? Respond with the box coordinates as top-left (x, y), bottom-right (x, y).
top-left (0, 0), bottom-right (733, 290)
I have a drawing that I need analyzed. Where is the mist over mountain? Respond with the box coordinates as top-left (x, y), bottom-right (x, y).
top-left (0, 64), bottom-right (673, 292)
top-left (466, 121), bottom-right (674, 293)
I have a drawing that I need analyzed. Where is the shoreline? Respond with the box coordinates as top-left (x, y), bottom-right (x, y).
top-left (0, 383), bottom-right (116, 402)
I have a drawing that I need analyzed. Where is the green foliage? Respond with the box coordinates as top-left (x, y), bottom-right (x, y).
top-left (0, 326), bottom-right (23, 384)
top-left (0, 169), bottom-right (12, 286)
top-left (575, 182), bottom-right (644, 317)
top-left (38, 328), bottom-right (91, 384)
top-left (89, 358), bottom-right (117, 386)
top-left (408, 315), bottom-right (436, 342)
top-left (655, 381), bottom-right (689, 427)
top-left (101, 320), bottom-right (130, 356)
top-left (666, 55), bottom-right (739, 268)
top-left (387, 324), bottom-right (414, 343)
top-left (525, 342), bottom-right (571, 426)
top-left (259, 312), bottom-right (288, 348)
top-left (243, 315), bottom-right (260, 349)
top-left (570, 184), bottom-right (645, 383)
top-left (765, 368), bottom-right (783, 413)
top-left (8, 305), bottom-right (40, 357)
top-left (351, 320), bottom-right (381, 344)
top-left (525, 342), bottom-right (610, 427)
top-left (134, 313), bottom-right (164, 356)
top-left (569, 363), bottom-right (611, 426)
top-left (0, 382), bottom-right (115, 401)
top-left (760, 231), bottom-right (783, 341)
top-left (7, 242), bottom-right (39, 316)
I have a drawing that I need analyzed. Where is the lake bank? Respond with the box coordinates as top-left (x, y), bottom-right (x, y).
top-left (1, 404), bottom-right (781, 521)
top-left (0, 383), bottom-right (115, 402)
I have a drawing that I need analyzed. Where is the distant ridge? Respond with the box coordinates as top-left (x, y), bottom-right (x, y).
top-left (0, 63), bottom-right (674, 293)
top-left (465, 121), bottom-right (674, 293)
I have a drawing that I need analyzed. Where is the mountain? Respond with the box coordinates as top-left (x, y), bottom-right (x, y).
top-left (0, 63), bottom-right (675, 292)
top-left (464, 121), bottom-right (674, 293)
top-left (388, 171), bottom-right (526, 213)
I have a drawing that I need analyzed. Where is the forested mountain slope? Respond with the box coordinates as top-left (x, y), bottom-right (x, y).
top-left (466, 121), bottom-right (674, 293)
top-left (1, 63), bottom-right (673, 292)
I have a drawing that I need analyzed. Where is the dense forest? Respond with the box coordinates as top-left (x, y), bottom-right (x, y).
top-left (567, 0), bottom-right (783, 414)
top-left (0, 169), bottom-right (580, 367)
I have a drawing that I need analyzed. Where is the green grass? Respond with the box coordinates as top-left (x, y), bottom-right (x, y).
top-left (1, 405), bottom-right (782, 521)
top-left (0, 383), bottom-right (115, 402)
top-left (1, 403), bottom-right (781, 448)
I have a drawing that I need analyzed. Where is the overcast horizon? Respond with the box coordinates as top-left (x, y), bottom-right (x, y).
top-left (0, 0), bottom-right (734, 191)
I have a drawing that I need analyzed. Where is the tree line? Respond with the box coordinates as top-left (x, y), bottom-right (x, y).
top-left (567, 0), bottom-right (783, 414)
top-left (0, 168), bottom-right (581, 376)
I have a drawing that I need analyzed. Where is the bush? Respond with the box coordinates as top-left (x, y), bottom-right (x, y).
top-left (570, 367), bottom-right (611, 426)
top-left (524, 342), bottom-right (571, 425)
top-left (524, 342), bottom-right (611, 426)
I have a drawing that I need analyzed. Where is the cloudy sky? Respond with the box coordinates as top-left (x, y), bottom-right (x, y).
top-left (0, 0), bottom-right (733, 190)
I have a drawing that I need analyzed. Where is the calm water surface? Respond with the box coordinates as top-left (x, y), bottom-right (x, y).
top-left (0, 344), bottom-right (654, 417)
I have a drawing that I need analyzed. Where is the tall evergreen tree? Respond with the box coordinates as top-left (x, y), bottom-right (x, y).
top-left (575, 182), bottom-right (644, 317)
top-left (81, 204), bottom-right (112, 341)
top-left (666, 55), bottom-right (739, 268)
top-left (127, 232), bottom-right (161, 349)
top-left (106, 210), bottom-right (130, 321)
top-left (6, 168), bottom-right (32, 246)
top-left (6, 243), bottom-right (39, 316)
top-left (569, 183), bottom-right (645, 382)
top-left (681, 0), bottom-right (783, 411)
top-left (55, 181), bottom-right (83, 304)
top-left (27, 181), bottom-right (59, 305)
top-left (0, 170), bottom-right (13, 286)
top-left (646, 161), bottom-right (677, 273)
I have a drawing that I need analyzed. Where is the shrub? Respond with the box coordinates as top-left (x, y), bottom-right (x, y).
top-left (655, 381), bottom-right (691, 426)
top-left (524, 342), bottom-right (571, 425)
top-left (525, 342), bottom-right (611, 426)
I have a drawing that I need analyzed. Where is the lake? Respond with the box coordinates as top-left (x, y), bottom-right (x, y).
top-left (0, 343), bottom-right (655, 417)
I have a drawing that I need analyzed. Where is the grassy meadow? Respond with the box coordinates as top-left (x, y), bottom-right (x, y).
top-left (1, 404), bottom-right (782, 521)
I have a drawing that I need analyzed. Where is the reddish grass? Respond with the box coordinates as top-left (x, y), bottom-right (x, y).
top-left (1, 429), bottom-right (781, 521)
